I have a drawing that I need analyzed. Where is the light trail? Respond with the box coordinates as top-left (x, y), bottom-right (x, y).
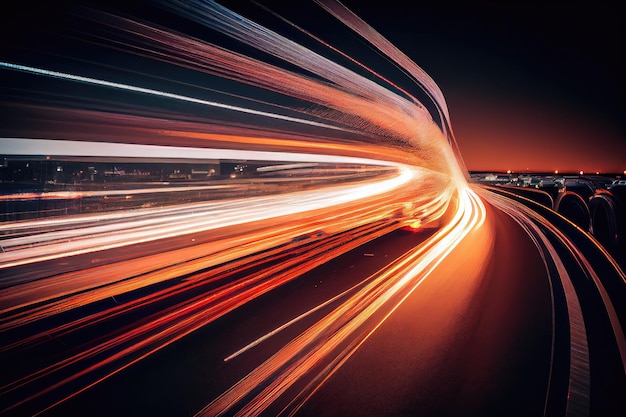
top-left (2, 1), bottom-right (622, 416)
top-left (0, 186), bottom-right (454, 416)
top-left (0, 62), bottom-right (349, 133)
top-left (197, 188), bottom-right (486, 417)
top-left (0, 0), bottom-right (502, 414)
top-left (0, 171), bottom-right (454, 329)
top-left (0, 163), bottom-right (431, 271)
top-left (0, 138), bottom-right (401, 164)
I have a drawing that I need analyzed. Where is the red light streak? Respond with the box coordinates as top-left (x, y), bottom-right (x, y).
top-left (0, 1), bottom-right (484, 415)
top-left (198, 188), bottom-right (488, 416)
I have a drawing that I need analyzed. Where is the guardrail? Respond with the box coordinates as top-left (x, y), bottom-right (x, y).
top-left (483, 179), bottom-right (626, 269)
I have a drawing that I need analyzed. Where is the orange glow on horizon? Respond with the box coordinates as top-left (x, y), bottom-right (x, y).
top-left (450, 90), bottom-right (625, 174)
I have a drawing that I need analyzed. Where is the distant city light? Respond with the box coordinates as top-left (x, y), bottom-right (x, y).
top-left (580, 170), bottom-right (584, 175)
top-left (554, 170), bottom-right (559, 174)
top-left (506, 169), bottom-right (511, 174)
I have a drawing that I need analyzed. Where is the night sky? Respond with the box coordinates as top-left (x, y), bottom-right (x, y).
top-left (340, 1), bottom-right (625, 174)
top-left (2, 1), bottom-right (624, 174)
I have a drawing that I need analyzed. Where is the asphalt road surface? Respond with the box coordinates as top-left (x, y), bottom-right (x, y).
top-left (2, 186), bottom-right (623, 417)
top-left (2, 2), bottom-right (624, 416)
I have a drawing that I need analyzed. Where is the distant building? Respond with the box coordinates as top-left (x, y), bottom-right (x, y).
top-left (0, 156), bottom-right (221, 188)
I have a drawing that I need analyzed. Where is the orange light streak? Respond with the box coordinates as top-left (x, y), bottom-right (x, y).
top-left (196, 188), bottom-right (487, 416)
top-left (0, 1), bottom-right (476, 415)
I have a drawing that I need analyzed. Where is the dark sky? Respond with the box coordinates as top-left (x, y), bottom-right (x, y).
top-left (339, 1), bottom-right (625, 173)
top-left (2, 1), bottom-right (624, 173)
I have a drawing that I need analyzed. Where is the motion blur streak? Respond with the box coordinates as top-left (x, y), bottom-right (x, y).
top-left (196, 188), bottom-right (486, 417)
top-left (2, 0), bottom-right (623, 416)
top-left (314, 0), bottom-right (467, 174)
top-left (0, 62), bottom-right (346, 132)
top-left (0, 0), bottom-right (471, 411)
top-left (159, 0), bottom-right (466, 180)
top-left (0, 159), bottom-right (415, 271)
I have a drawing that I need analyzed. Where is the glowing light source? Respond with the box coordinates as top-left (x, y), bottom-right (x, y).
top-left (405, 219), bottom-right (422, 230)
top-left (0, 1), bottom-right (476, 416)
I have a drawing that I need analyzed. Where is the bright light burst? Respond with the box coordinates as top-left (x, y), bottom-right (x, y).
top-left (0, 1), bottom-right (487, 416)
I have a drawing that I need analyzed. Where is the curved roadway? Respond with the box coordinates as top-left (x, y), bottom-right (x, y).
top-left (1, 184), bottom-right (623, 417)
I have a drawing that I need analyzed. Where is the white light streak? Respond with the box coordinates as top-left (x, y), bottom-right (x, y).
top-left (0, 62), bottom-right (348, 131)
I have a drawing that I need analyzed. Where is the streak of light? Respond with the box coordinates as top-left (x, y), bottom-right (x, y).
top-left (314, 0), bottom-right (469, 177)
top-left (196, 187), bottom-right (487, 417)
top-left (0, 171), bottom-right (451, 319)
top-left (0, 164), bottom-right (428, 271)
top-left (256, 163), bottom-right (319, 172)
top-left (0, 62), bottom-right (348, 132)
top-left (223, 277), bottom-right (370, 363)
top-left (0, 194), bottom-right (448, 415)
top-left (0, 1), bottom-right (477, 415)
top-left (0, 138), bottom-right (399, 166)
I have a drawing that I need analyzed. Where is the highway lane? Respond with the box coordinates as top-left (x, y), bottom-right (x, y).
top-left (479, 186), bottom-right (626, 417)
top-left (1, 183), bottom-right (624, 417)
top-left (296, 188), bottom-right (555, 417)
top-left (1, 1), bottom-right (624, 414)
top-left (7, 184), bottom-right (590, 417)
top-left (0, 163), bottom-right (456, 416)
top-left (0, 184), bottom-right (468, 409)
top-left (2, 183), bottom-right (625, 416)
top-left (22, 226), bottom-right (441, 417)
top-left (0, 166), bottom-right (453, 318)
